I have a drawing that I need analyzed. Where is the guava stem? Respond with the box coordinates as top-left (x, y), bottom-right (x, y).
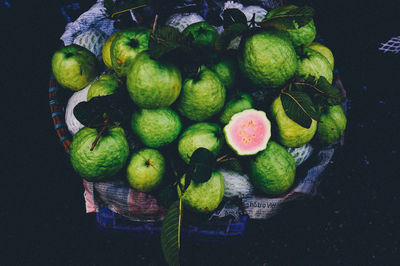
top-left (151, 14), bottom-right (159, 36)
top-left (110, 4), bottom-right (147, 19)
top-left (90, 117), bottom-right (110, 151)
top-left (216, 154), bottom-right (237, 163)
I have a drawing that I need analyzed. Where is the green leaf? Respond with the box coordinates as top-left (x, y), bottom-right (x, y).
top-left (148, 26), bottom-right (184, 59)
top-left (258, 6), bottom-right (314, 30)
top-left (280, 90), bottom-right (320, 128)
top-left (73, 86), bottom-right (133, 129)
top-left (73, 98), bottom-right (109, 129)
top-left (295, 76), bottom-right (345, 106)
top-left (187, 148), bottom-right (215, 184)
top-left (161, 200), bottom-right (182, 266)
top-left (222, 8), bottom-right (248, 28)
top-left (215, 23), bottom-right (248, 51)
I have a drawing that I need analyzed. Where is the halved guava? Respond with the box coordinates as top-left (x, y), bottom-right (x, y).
top-left (223, 109), bottom-right (271, 156)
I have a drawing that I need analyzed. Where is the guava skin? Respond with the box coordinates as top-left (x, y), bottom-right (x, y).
top-left (102, 32), bottom-right (118, 69)
top-left (178, 171), bottom-right (225, 213)
top-left (177, 66), bottom-right (226, 121)
top-left (126, 52), bottom-right (182, 109)
top-left (316, 105), bottom-right (347, 145)
top-left (210, 58), bottom-right (237, 90)
top-left (131, 107), bottom-right (182, 148)
top-left (87, 74), bottom-right (119, 101)
top-left (266, 5), bottom-right (316, 48)
top-left (219, 93), bottom-right (253, 125)
top-left (249, 141), bottom-right (296, 196)
top-left (308, 42), bottom-right (335, 70)
top-left (178, 122), bottom-right (224, 164)
top-left (296, 48), bottom-right (333, 84)
top-left (51, 44), bottom-right (97, 91)
top-left (182, 21), bottom-right (219, 49)
top-left (238, 30), bottom-right (298, 89)
top-left (69, 127), bottom-right (130, 181)
top-left (271, 96), bottom-right (317, 148)
top-left (110, 26), bottom-right (151, 76)
top-left (126, 148), bottom-right (165, 192)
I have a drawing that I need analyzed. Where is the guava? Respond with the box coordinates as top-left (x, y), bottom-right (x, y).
top-left (165, 13), bottom-right (205, 32)
top-left (316, 105), bottom-right (347, 145)
top-left (287, 143), bottom-right (313, 166)
top-left (73, 28), bottom-right (107, 61)
top-left (308, 42), bottom-right (335, 70)
top-left (131, 107), bottom-right (182, 148)
top-left (178, 122), bottom-right (224, 164)
top-left (126, 148), bottom-right (165, 192)
top-left (296, 47), bottom-right (333, 84)
top-left (177, 66), bottom-right (226, 121)
top-left (238, 29), bottom-right (297, 89)
top-left (87, 74), bottom-right (119, 101)
top-left (102, 31), bottom-right (118, 69)
top-left (249, 141), bottom-right (296, 196)
top-left (219, 93), bottom-right (253, 125)
top-left (210, 58), bottom-right (237, 90)
top-left (182, 21), bottom-right (218, 49)
top-left (178, 171), bottom-right (225, 213)
top-left (110, 26), bottom-right (151, 76)
top-left (271, 96), bottom-right (317, 148)
top-left (69, 127), bottom-right (130, 181)
top-left (224, 109), bottom-right (271, 156)
top-left (266, 5), bottom-right (316, 48)
top-left (126, 52), bottom-right (182, 109)
top-left (51, 44), bottom-right (98, 91)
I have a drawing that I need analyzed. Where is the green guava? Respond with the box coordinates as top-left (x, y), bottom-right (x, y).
top-left (177, 66), bottom-right (226, 121)
top-left (87, 74), bottom-right (119, 101)
top-left (178, 171), bottom-right (225, 213)
top-left (178, 122), bottom-right (224, 164)
top-left (296, 47), bottom-right (333, 84)
top-left (126, 148), bottom-right (165, 192)
top-left (271, 96), bottom-right (317, 148)
top-left (182, 21), bottom-right (219, 49)
top-left (316, 105), bottom-right (347, 145)
top-left (51, 44), bottom-right (98, 91)
top-left (102, 32), bottom-right (118, 69)
top-left (131, 107), bottom-right (182, 148)
top-left (69, 127), bottom-right (130, 181)
top-left (110, 26), bottom-right (151, 76)
top-left (219, 93), bottom-right (253, 125)
top-left (266, 5), bottom-right (316, 48)
top-left (126, 52), bottom-right (182, 109)
top-left (249, 141), bottom-right (296, 196)
top-left (238, 29), bottom-right (297, 89)
top-left (210, 58), bottom-right (237, 90)
top-left (308, 42), bottom-right (335, 70)
top-left (224, 109), bottom-right (271, 156)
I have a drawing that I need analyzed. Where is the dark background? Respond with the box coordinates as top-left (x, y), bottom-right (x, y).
top-left (2, 0), bottom-right (400, 265)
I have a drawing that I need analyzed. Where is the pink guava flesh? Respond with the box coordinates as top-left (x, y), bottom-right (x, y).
top-left (224, 109), bottom-right (271, 155)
